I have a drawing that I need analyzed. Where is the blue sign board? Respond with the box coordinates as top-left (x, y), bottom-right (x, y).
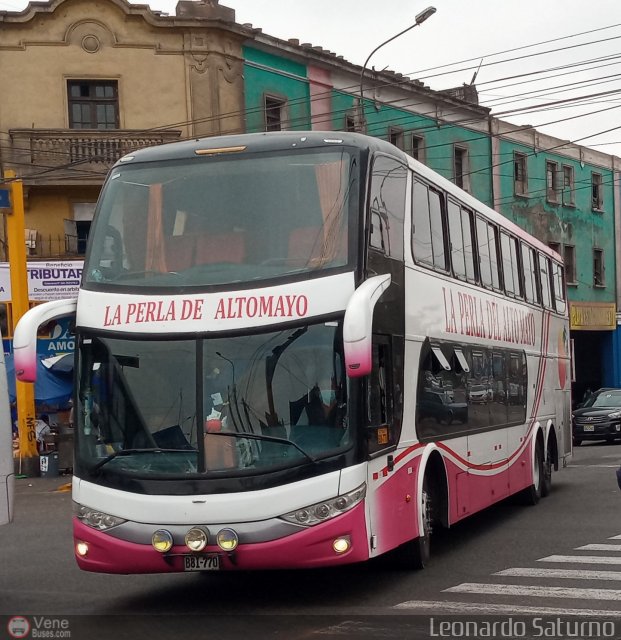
top-left (0, 189), bottom-right (10, 209)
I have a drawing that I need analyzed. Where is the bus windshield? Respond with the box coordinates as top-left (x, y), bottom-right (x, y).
top-left (76, 321), bottom-right (351, 477)
top-left (84, 148), bottom-right (356, 288)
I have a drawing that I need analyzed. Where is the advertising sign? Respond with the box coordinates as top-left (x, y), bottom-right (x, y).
top-left (0, 260), bottom-right (83, 302)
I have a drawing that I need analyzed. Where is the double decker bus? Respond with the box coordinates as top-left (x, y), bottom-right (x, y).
top-left (13, 131), bottom-right (570, 572)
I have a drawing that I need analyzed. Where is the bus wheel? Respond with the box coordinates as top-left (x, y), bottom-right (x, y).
top-left (520, 441), bottom-right (543, 505)
top-left (395, 475), bottom-right (432, 570)
top-left (541, 439), bottom-right (553, 498)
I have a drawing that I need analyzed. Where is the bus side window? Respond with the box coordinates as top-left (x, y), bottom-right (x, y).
top-left (538, 253), bottom-right (553, 309)
top-left (476, 218), bottom-right (502, 292)
top-left (551, 261), bottom-right (566, 314)
top-left (521, 243), bottom-right (540, 305)
top-left (412, 179), bottom-right (447, 271)
top-left (501, 232), bottom-right (522, 299)
top-left (368, 156), bottom-right (406, 260)
top-left (367, 338), bottom-right (395, 456)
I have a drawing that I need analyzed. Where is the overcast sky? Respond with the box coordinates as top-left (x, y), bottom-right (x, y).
top-left (3, 0), bottom-right (621, 158)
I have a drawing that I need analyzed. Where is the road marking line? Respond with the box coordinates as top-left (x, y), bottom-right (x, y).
top-left (567, 464), bottom-right (619, 468)
top-left (495, 568), bottom-right (621, 581)
top-left (609, 534), bottom-right (621, 540)
top-left (393, 600), bottom-right (621, 616)
top-left (577, 544), bottom-right (621, 551)
top-left (444, 583), bottom-right (621, 601)
top-left (539, 555), bottom-right (621, 565)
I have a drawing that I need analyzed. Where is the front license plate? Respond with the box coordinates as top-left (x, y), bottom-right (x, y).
top-left (583, 424), bottom-right (595, 432)
top-left (183, 554), bottom-right (221, 571)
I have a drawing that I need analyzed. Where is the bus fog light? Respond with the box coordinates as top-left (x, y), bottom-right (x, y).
top-left (216, 528), bottom-right (239, 551)
top-left (152, 529), bottom-right (174, 553)
top-left (333, 536), bottom-right (351, 554)
top-left (76, 541), bottom-right (89, 557)
top-left (185, 527), bottom-right (208, 552)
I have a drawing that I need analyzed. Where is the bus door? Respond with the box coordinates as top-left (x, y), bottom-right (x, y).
top-left (364, 335), bottom-right (410, 556)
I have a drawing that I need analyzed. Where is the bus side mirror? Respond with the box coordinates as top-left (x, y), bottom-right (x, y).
top-left (13, 299), bottom-right (77, 382)
top-left (343, 274), bottom-right (391, 378)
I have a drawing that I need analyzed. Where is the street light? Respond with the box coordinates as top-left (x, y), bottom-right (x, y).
top-left (358, 6), bottom-right (437, 132)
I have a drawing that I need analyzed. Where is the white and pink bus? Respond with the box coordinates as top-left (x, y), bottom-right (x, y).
top-left (13, 131), bottom-right (571, 572)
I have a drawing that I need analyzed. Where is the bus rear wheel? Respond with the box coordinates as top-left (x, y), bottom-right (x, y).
top-left (520, 440), bottom-right (543, 505)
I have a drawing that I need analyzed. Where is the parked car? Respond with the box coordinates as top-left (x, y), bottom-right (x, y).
top-left (572, 387), bottom-right (621, 446)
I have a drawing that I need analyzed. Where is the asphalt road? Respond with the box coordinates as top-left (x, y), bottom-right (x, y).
top-left (0, 442), bottom-right (619, 639)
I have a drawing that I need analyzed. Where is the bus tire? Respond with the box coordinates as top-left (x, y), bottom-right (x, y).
top-left (520, 440), bottom-right (543, 505)
top-left (396, 475), bottom-right (432, 570)
top-left (541, 438), bottom-right (553, 498)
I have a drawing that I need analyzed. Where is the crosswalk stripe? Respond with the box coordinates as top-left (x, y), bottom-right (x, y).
top-left (539, 555), bottom-right (621, 565)
top-left (393, 600), bottom-right (621, 616)
top-left (577, 544), bottom-right (621, 551)
top-left (444, 583), bottom-right (621, 600)
top-left (495, 568), bottom-right (621, 580)
top-left (609, 534), bottom-right (621, 540)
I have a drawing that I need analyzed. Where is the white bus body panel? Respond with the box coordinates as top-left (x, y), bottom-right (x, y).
top-left (73, 462), bottom-right (368, 525)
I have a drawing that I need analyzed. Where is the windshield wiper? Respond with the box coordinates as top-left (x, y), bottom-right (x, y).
top-left (206, 430), bottom-right (317, 464)
top-left (92, 447), bottom-right (192, 472)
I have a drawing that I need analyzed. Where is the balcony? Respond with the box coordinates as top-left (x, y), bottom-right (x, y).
top-left (7, 128), bottom-right (183, 185)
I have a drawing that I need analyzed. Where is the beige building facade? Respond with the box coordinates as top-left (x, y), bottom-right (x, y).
top-left (0, 0), bottom-right (247, 260)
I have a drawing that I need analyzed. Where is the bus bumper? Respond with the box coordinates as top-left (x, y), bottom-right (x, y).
top-left (73, 502), bottom-right (369, 573)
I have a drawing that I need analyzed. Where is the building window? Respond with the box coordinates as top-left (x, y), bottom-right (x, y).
top-left (264, 95), bottom-right (287, 131)
top-left (592, 172), bottom-right (603, 210)
top-left (593, 248), bottom-right (604, 286)
top-left (548, 241), bottom-right (560, 255)
top-left (564, 245), bottom-right (576, 284)
top-left (546, 160), bottom-right (558, 203)
top-left (514, 152), bottom-right (527, 195)
top-left (454, 146), bottom-right (469, 191)
top-left (345, 114), bottom-right (356, 132)
top-left (410, 135), bottom-right (425, 163)
top-left (65, 202), bottom-right (96, 254)
top-left (562, 165), bottom-right (575, 206)
top-left (389, 127), bottom-right (405, 151)
top-left (68, 80), bottom-right (119, 129)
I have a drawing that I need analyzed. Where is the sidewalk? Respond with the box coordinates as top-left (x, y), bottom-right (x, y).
top-left (12, 473), bottom-right (72, 495)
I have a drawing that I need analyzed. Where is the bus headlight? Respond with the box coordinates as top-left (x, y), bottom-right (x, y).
top-left (216, 528), bottom-right (239, 551)
top-left (152, 529), bottom-right (174, 553)
top-left (185, 527), bottom-right (209, 552)
top-left (280, 483), bottom-right (366, 527)
top-left (73, 501), bottom-right (126, 531)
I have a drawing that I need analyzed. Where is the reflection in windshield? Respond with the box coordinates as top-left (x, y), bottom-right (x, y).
top-left (76, 323), bottom-right (350, 476)
top-left (84, 149), bottom-right (356, 287)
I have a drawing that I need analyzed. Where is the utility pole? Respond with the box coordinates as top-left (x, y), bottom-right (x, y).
top-left (2, 170), bottom-right (38, 477)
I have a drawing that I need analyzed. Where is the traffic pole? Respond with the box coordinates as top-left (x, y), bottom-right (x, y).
top-left (4, 170), bottom-right (38, 477)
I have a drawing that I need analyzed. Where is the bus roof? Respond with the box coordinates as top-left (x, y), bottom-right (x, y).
top-left (114, 130), bottom-right (407, 166)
